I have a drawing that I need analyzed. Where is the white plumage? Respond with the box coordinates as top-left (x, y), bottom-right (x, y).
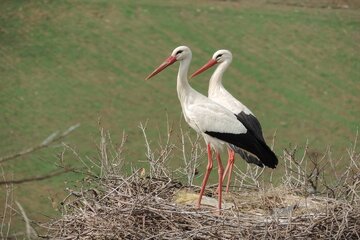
top-left (191, 49), bottom-right (278, 192)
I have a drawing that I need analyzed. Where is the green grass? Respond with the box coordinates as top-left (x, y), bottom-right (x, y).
top-left (0, 0), bottom-right (359, 231)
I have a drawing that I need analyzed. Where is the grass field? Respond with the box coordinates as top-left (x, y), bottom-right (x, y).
top-left (0, 0), bottom-right (359, 231)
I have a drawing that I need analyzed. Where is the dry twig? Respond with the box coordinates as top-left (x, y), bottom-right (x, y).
top-left (0, 167), bottom-right (74, 185)
top-left (0, 123), bottom-right (80, 164)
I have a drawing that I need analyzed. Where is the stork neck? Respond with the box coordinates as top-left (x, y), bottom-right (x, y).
top-left (209, 60), bottom-right (230, 94)
top-left (176, 56), bottom-right (192, 102)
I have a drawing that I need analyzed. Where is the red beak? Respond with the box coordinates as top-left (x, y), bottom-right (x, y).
top-left (145, 56), bottom-right (177, 80)
top-left (190, 59), bottom-right (218, 79)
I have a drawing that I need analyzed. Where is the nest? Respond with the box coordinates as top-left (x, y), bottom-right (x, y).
top-left (37, 126), bottom-right (360, 239)
top-left (44, 173), bottom-right (360, 239)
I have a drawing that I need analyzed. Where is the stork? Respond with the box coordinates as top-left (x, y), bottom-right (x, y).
top-left (146, 46), bottom-right (277, 211)
top-left (191, 49), bottom-right (278, 192)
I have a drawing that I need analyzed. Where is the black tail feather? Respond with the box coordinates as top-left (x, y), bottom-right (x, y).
top-left (251, 139), bottom-right (278, 168)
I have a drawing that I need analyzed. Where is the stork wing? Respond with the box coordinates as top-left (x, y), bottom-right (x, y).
top-left (235, 112), bottom-right (265, 142)
top-left (184, 101), bottom-right (278, 169)
top-left (185, 103), bottom-right (247, 135)
top-left (210, 87), bottom-right (265, 142)
top-left (206, 131), bottom-right (278, 168)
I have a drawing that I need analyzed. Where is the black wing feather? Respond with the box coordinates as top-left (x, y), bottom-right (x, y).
top-left (236, 112), bottom-right (265, 142)
top-left (205, 131), bottom-right (278, 169)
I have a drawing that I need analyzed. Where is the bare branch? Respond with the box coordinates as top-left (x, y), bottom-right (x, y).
top-left (0, 123), bottom-right (80, 164)
top-left (0, 168), bottom-right (74, 185)
top-left (15, 201), bottom-right (37, 239)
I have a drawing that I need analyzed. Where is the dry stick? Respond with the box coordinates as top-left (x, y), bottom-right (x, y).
top-left (6, 182), bottom-right (14, 238)
top-left (15, 201), bottom-right (37, 239)
top-left (0, 168), bottom-right (74, 185)
top-left (177, 127), bottom-right (203, 186)
top-left (139, 121), bottom-right (173, 179)
top-left (139, 121), bottom-right (154, 177)
top-left (0, 123), bottom-right (80, 164)
top-left (107, 130), bottom-right (127, 174)
top-left (0, 166), bottom-right (13, 239)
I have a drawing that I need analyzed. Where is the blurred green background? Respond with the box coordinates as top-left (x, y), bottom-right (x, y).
top-left (0, 0), bottom-right (359, 232)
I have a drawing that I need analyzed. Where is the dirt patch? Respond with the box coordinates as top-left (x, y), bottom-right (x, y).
top-left (265, 0), bottom-right (360, 9)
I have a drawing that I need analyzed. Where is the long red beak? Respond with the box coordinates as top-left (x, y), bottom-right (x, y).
top-left (191, 59), bottom-right (218, 78)
top-left (145, 56), bottom-right (177, 80)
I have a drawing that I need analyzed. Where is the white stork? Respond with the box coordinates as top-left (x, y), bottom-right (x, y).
top-left (191, 49), bottom-right (278, 192)
top-left (146, 46), bottom-right (277, 211)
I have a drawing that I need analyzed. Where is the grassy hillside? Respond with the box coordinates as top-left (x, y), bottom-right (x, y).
top-left (0, 0), bottom-right (359, 229)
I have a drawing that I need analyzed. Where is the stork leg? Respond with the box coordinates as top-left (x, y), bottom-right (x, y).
top-left (216, 152), bottom-right (224, 210)
top-left (216, 148), bottom-right (234, 194)
top-left (224, 149), bottom-right (235, 193)
top-left (197, 143), bottom-right (213, 208)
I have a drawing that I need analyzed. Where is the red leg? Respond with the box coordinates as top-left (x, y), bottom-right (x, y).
top-left (216, 148), bottom-right (232, 194)
top-left (197, 143), bottom-right (213, 208)
top-left (225, 149), bottom-right (235, 193)
top-left (223, 161), bottom-right (230, 182)
top-left (216, 152), bottom-right (224, 211)
top-left (222, 148), bottom-right (233, 182)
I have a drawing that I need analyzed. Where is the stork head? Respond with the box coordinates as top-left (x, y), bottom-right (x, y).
top-left (145, 46), bottom-right (191, 80)
top-left (191, 49), bottom-right (232, 78)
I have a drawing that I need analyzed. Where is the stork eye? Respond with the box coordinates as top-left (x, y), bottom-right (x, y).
top-left (176, 50), bottom-right (183, 55)
top-left (216, 54), bottom-right (223, 60)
